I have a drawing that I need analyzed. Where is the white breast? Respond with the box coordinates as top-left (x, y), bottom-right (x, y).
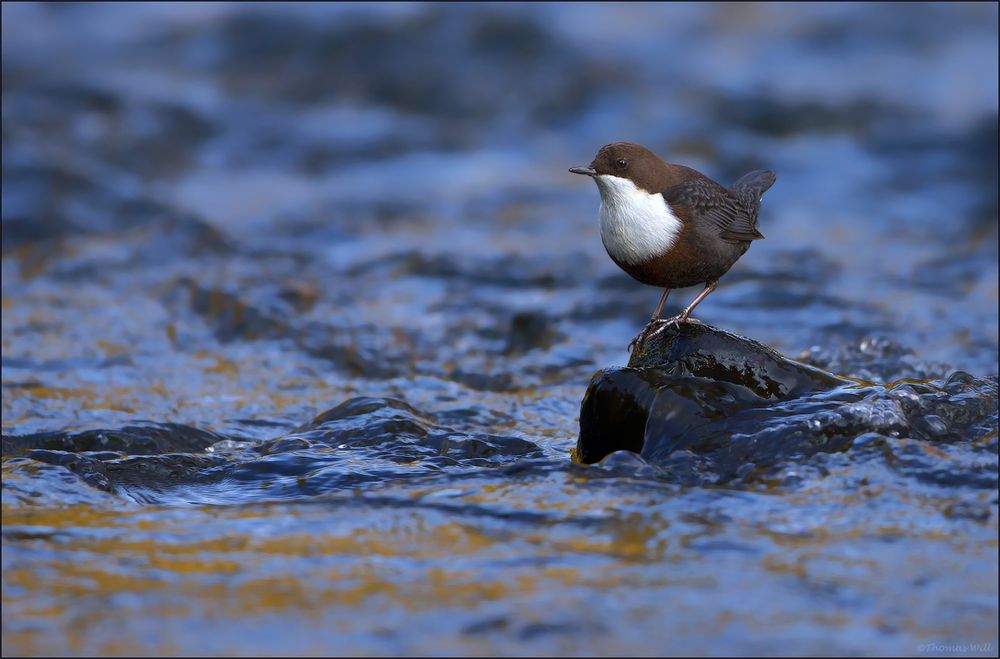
top-left (595, 174), bottom-right (681, 266)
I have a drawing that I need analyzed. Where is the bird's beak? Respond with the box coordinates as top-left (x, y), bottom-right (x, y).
top-left (569, 166), bottom-right (596, 176)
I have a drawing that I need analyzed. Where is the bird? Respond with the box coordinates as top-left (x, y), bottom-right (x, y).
top-left (570, 142), bottom-right (775, 353)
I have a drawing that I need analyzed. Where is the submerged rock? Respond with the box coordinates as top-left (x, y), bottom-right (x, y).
top-left (576, 323), bottom-right (998, 485)
top-left (5, 396), bottom-right (544, 504)
top-left (1, 422), bottom-right (227, 458)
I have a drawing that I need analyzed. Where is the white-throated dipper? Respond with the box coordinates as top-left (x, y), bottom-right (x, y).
top-left (570, 142), bottom-right (776, 352)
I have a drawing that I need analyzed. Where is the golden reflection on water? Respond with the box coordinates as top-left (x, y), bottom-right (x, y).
top-left (5, 455), bottom-right (997, 654)
top-left (5, 494), bottom-right (668, 654)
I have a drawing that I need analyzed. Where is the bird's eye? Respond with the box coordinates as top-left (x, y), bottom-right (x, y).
top-left (616, 158), bottom-right (628, 169)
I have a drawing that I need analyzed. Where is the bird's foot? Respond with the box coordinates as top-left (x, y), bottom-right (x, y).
top-left (627, 315), bottom-right (701, 353)
top-left (628, 319), bottom-right (665, 354)
top-left (628, 318), bottom-right (674, 353)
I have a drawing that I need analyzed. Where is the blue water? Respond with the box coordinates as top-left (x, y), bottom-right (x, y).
top-left (2, 3), bottom-right (997, 656)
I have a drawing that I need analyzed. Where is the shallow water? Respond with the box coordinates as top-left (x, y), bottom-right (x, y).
top-left (2, 3), bottom-right (998, 656)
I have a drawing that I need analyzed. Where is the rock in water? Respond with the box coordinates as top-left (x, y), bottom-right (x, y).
top-left (626, 322), bottom-right (849, 396)
top-left (575, 323), bottom-right (996, 484)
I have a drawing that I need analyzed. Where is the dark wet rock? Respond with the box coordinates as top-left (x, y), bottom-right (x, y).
top-left (22, 450), bottom-right (116, 492)
top-left (423, 432), bottom-right (540, 461)
top-left (2, 422), bottom-right (228, 458)
top-left (219, 397), bottom-right (543, 497)
top-left (504, 311), bottom-right (562, 355)
top-left (44, 451), bottom-right (227, 499)
top-left (577, 323), bottom-right (999, 485)
top-left (182, 279), bottom-right (290, 343)
top-left (289, 396), bottom-right (539, 461)
top-left (253, 436), bottom-right (314, 456)
top-left (10, 397), bottom-right (543, 503)
top-left (292, 396), bottom-right (433, 441)
top-left (576, 324), bottom-right (847, 467)
top-left (626, 323), bottom-right (849, 396)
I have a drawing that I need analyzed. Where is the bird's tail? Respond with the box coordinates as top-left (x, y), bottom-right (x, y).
top-left (731, 170), bottom-right (776, 207)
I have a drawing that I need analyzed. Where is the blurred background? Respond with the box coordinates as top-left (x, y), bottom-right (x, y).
top-left (2, 3), bottom-right (997, 656)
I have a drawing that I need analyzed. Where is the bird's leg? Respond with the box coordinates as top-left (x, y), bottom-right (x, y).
top-left (650, 287), bottom-right (671, 321)
top-left (667, 280), bottom-right (718, 325)
top-left (633, 281), bottom-right (721, 354)
top-left (628, 289), bottom-right (671, 353)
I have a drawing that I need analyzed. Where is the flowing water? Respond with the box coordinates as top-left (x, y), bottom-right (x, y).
top-left (2, 3), bottom-right (998, 656)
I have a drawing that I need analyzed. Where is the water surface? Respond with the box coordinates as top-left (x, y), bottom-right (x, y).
top-left (2, 3), bottom-right (998, 656)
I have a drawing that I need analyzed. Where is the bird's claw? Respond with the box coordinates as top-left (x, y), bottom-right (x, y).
top-left (628, 318), bottom-right (673, 353)
top-left (627, 315), bottom-right (700, 353)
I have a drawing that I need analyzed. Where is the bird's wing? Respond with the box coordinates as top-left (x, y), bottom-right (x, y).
top-left (662, 178), bottom-right (764, 242)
